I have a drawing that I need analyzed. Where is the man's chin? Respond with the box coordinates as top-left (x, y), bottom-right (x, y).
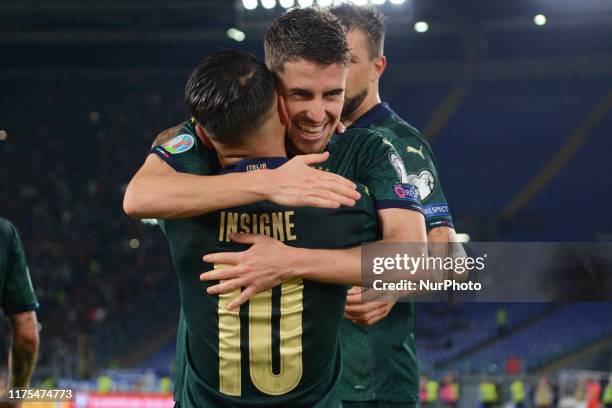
top-left (286, 123), bottom-right (338, 154)
top-left (286, 135), bottom-right (330, 155)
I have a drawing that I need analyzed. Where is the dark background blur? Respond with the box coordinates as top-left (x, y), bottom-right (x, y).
top-left (0, 0), bottom-right (611, 393)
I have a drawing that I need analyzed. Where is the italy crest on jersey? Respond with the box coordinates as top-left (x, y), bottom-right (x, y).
top-left (162, 134), bottom-right (195, 154)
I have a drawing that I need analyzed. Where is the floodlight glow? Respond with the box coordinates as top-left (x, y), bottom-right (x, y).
top-left (227, 28), bottom-right (246, 42)
top-left (333, 0), bottom-right (346, 5)
top-left (298, 0), bottom-right (314, 7)
top-left (456, 233), bottom-right (471, 243)
top-left (279, 0), bottom-right (294, 7)
top-left (317, 0), bottom-right (334, 7)
top-left (371, 0), bottom-right (387, 5)
top-left (534, 14), bottom-right (547, 26)
top-left (414, 21), bottom-right (429, 33)
top-left (261, 0), bottom-right (276, 8)
top-left (242, 0), bottom-right (258, 10)
top-left (351, 0), bottom-right (369, 6)
top-left (390, 0), bottom-right (405, 4)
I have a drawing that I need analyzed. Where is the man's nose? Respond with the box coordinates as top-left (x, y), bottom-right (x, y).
top-left (305, 99), bottom-right (326, 123)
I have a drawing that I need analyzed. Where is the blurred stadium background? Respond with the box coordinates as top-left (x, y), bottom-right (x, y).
top-left (0, 0), bottom-right (611, 406)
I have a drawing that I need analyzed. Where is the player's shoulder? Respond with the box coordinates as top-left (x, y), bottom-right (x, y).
top-left (380, 114), bottom-right (428, 144)
top-left (0, 218), bottom-right (20, 251)
top-left (331, 128), bottom-right (391, 149)
top-left (151, 119), bottom-right (218, 175)
top-left (327, 129), bottom-right (399, 165)
top-left (152, 119), bottom-right (202, 157)
top-left (377, 113), bottom-right (436, 159)
top-left (152, 119), bottom-right (195, 148)
top-left (0, 217), bottom-right (16, 237)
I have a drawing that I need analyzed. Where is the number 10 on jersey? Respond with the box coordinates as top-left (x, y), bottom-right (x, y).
top-left (217, 265), bottom-right (304, 396)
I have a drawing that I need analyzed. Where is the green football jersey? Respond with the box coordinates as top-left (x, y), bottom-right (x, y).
top-left (151, 123), bottom-right (422, 408)
top-left (0, 218), bottom-right (38, 315)
top-left (340, 102), bottom-right (455, 404)
top-left (173, 307), bottom-right (187, 401)
top-left (351, 103), bottom-right (453, 230)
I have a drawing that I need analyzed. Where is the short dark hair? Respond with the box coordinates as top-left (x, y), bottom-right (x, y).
top-left (330, 3), bottom-right (385, 59)
top-left (264, 7), bottom-right (350, 73)
top-left (185, 50), bottom-right (276, 145)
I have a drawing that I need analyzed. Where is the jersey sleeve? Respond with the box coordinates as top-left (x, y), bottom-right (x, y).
top-left (151, 133), bottom-right (200, 174)
top-left (356, 132), bottom-right (424, 215)
top-left (1, 223), bottom-right (38, 315)
top-left (388, 128), bottom-right (454, 230)
top-left (150, 122), bottom-right (218, 176)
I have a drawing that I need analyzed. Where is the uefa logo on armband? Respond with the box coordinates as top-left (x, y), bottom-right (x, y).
top-left (393, 183), bottom-right (420, 201)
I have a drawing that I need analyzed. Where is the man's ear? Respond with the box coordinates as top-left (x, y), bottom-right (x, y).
top-left (277, 93), bottom-right (289, 126)
top-left (372, 55), bottom-right (387, 82)
top-left (195, 124), bottom-right (214, 150)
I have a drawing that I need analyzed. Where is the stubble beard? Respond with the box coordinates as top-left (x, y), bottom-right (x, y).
top-left (341, 88), bottom-right (368, 121)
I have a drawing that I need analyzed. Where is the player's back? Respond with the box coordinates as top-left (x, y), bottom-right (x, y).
top-left (161, 157), bottom-right (380, 408)
top-left (155, 122), bottom-right (418, 407)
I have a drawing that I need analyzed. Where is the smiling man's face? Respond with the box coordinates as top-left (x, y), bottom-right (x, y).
top-left (276, 59), bottom-right (347, 154)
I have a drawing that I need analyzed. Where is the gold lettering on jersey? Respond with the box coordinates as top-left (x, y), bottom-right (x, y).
top-left (218, 211), bottom-right (226, 241)
top-left (259, 213), bottom-right (270, 236)
top-left (252, 214), bottom-right (258, 234)
top-left (246, 163), bottom-right (267, 171)
top-left (218, 211), bottom-right (297, 242)
top-left (271, 213), bottom-right (284, 241)
top-left (239, 213), bottom-right (250, 234)
top-left (217, 265), bottom-right (241, 396)
top-left (249, 279), bottom-right (303, 395)
top-left (225, 212), bottom-right (238, 242)
top-left (285, 211), bottom-right (296, 240)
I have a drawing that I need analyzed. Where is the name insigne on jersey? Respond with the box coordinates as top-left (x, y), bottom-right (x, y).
top-left (218, 211), bottom-right (297, 243)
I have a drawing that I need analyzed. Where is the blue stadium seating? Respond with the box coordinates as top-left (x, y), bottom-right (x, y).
top-left (447, 303), bottom-right (612, 373)
top-left (416, 303), bottom-right (550, 368)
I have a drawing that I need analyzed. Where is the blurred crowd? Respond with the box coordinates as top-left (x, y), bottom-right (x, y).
top-left (418, 373), bottom-right (612, 408)
top-left (0, 73), bottom-right (189, 373)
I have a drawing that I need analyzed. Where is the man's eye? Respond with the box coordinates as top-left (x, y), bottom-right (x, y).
top-left (291, 92), bottom-right (311, 99)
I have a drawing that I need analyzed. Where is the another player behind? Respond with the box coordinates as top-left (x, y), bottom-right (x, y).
top-left (156, 50), bottom-right (402, 408)
top-left (330, 4), bottom-right (459, 408)
top-left (0, 218), bottom-right (39, 407)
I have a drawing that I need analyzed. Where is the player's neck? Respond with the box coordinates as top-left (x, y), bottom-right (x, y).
top-left (216, 121), bottom-right (286, 166)
top-left (342, 87), bottom-right (382, 128)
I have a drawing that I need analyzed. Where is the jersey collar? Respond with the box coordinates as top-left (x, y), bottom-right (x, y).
top-left (349, 102), bottom-right (394, 129)
top-left (218, 157), bottom-right (288, 174)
